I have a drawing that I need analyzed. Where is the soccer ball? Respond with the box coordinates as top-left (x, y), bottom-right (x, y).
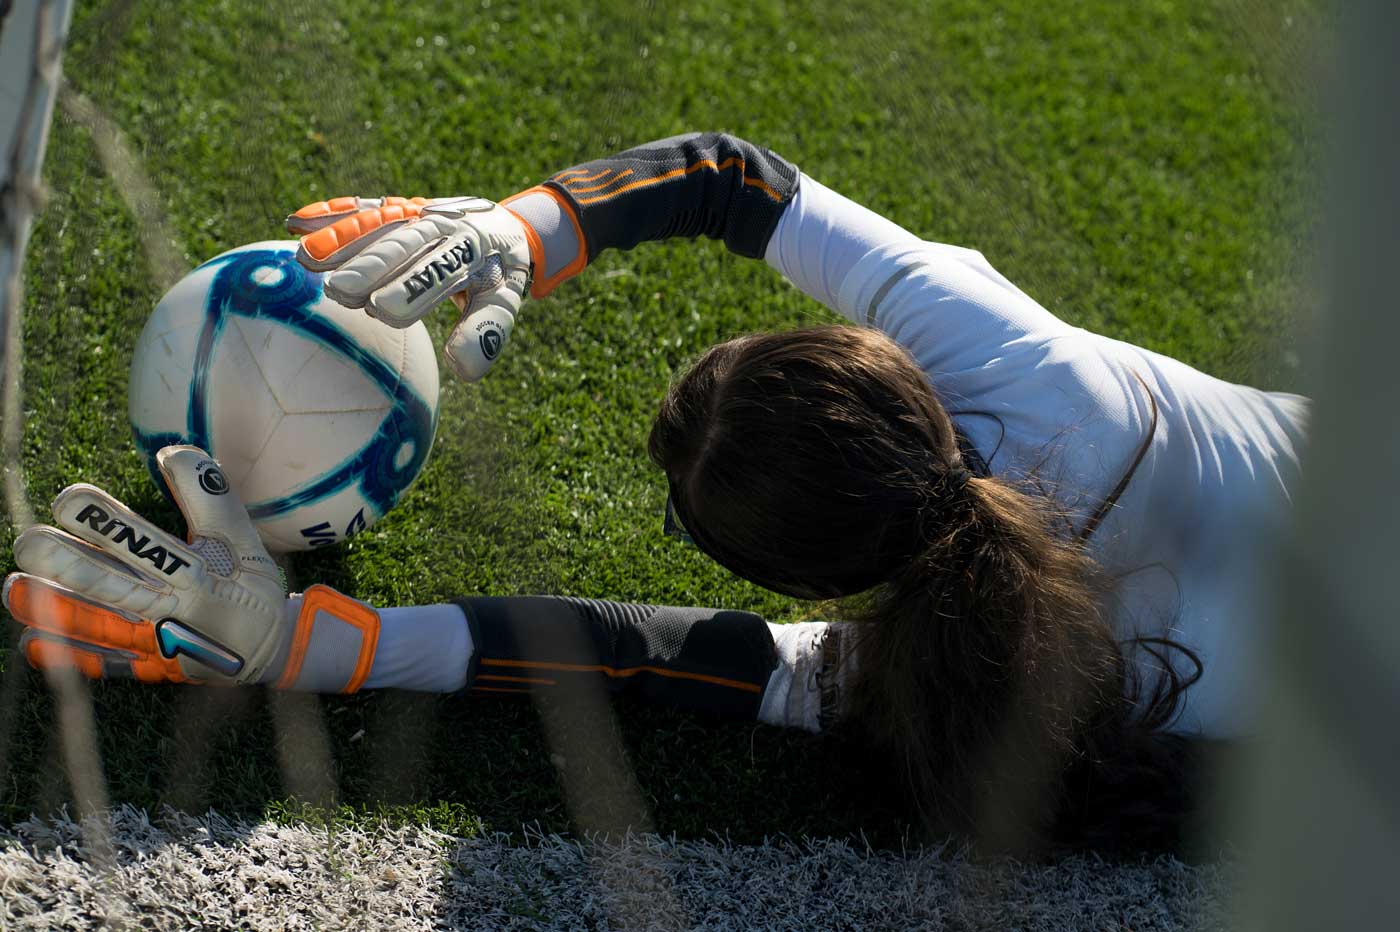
top-left (128, 241), bottom-right (440, 552)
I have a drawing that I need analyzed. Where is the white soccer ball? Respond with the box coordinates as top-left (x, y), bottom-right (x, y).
top-left (128, 241), bottom-right (440, 552)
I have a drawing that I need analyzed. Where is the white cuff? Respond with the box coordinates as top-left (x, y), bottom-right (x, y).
top-left (758, 621), bottom-right (834, 733)
top-left (502, 187), bottom-right (584, 294)
top-left (363, 603), bottom-right (474, 693)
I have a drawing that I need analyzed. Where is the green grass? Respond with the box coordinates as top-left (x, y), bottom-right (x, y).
top-left (0, 0), bottom-right (1319, 842)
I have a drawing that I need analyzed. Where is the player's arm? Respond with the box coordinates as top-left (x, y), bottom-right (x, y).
top-left (282, 133), bottom-right (800, 381)
top-left (499, 132), bottom-right (800, 296)
top-left (5, 446), bottom-right (846, 730)
top-left (502, 133), bottom-right (1072, 374)
top-left (284, 131), bottom-right (1071, 383)
top-left (452, 596), bottom-right (846, 733)
top-left (762, 174), bottom-right (1077, 376)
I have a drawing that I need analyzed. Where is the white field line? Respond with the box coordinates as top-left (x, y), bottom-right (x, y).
top-left (0, 806), bottom-right (1233, 932)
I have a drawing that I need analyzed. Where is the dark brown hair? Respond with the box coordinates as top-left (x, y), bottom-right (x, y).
top-left (649, 325), bottom-right (1205, 853)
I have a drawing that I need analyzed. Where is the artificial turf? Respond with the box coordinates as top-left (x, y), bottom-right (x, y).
top-left (0, 0), bottom-right (1319, 843)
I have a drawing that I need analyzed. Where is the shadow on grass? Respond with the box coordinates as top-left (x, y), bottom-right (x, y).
top-left (0, 459), bottom-right (911, 845)
top-left (0, 661), bottom-right (917, 847)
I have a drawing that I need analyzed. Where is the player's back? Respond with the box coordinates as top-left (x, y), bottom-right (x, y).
top-left (872, 241), bottom-right (1308, 738)
top-left (765, 174), bottom-right (1308, 736)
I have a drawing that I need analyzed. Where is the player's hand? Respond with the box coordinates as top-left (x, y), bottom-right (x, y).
top-left (4, 446), bottom-right (380, 692)
top-left (286, 195), bottom-right (534, 382)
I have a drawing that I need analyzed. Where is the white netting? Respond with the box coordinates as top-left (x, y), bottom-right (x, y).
top-left (467, 253), bottom-right (506, 296)
top-left (190, 536), bottom-right (236, 578)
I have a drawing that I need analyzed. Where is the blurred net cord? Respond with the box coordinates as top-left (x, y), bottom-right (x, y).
top-left (2, 0), bottom-right (73, 531)
top-left (0, 0), bottom-right (128, 910)
top-left (58, 89), bottom-right (187, 295)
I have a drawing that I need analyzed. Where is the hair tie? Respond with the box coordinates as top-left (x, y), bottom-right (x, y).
top-left (944, 465), bottom-right (974, 494)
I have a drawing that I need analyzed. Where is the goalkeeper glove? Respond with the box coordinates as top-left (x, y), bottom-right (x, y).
top-left (3, 445), bottom-right (380, 691)
top-left (286, 195), bottom-right (536, 382)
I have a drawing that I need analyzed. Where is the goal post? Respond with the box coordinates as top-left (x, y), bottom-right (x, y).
top-left (2, 0), bottom-right (75, 530)
top-left (1237, 1), bottom-right (1400, 928)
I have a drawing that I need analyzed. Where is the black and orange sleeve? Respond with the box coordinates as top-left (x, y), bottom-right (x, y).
top-left (455, 595), bottom-right (779, 720)
top-left (501, 132), bottom-right (799, 298)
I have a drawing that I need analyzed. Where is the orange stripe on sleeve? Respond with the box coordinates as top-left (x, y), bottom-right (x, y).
top-left (477, 673), bottom-right (558, 686)
top-left (479, 658), bottom-right (763, 694)
top-left (559, 167), bottom-right (615, 185)
top-left (571, 158), bottom-right (733, 206)
top-left (564, 169), bottom-right (634, 194)
top-left (552, 167), bottom-right (600, 182)
top-left (571, 156), bottom-right (785, 207)
top-left (742, 175), bottom-right (786, 202)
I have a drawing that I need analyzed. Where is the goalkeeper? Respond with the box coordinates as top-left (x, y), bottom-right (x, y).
top-left (5, 133), bottom-right (1307, 847)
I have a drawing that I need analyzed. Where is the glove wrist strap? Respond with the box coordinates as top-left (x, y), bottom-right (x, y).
top-left (501, 186), bottom-right (586, 297)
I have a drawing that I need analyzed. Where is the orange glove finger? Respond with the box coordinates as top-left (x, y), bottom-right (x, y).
top-left (20, 629), bottom-right (189, 684)
top-left (4, 573), bottom-right (187, 683)
top-left (286, 195), bottom-right (428, 234)
top-left (289, 197), bottom-right (429, 272)
top-left (287, 196), bottom-right (370, 234)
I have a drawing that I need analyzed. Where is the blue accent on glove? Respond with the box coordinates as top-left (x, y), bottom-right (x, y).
top-left (155, 619), bottom-right (244, 677)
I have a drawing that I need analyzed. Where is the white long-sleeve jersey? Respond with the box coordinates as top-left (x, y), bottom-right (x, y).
top-left (763, 175), bottom-right (1308, 738)
top-left (389, 137), bottom-right (1306, 740)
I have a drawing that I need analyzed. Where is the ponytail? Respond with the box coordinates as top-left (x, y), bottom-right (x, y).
top-left (842, 473), bottom-right (1122, 852)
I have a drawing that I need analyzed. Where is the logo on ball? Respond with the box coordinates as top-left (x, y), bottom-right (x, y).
top-left (480, 328), bottom-right (502, 361)
top-left (198, 463), bottom-right (230, 495)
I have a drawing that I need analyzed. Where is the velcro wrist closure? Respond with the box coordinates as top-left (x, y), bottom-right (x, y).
top-left (275, 585), bottom-right (380, 693)
top-left (501, 186), bottom-right (585, 297)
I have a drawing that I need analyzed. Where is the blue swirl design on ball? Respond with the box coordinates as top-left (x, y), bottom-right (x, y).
top-left (133, 247), bottom-right (436, 529)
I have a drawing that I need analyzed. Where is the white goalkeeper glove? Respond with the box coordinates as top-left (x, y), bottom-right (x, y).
top-left (3, 445), bottom-right (380, 691)
top-left (286, 195), bottom-right (536, 382)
